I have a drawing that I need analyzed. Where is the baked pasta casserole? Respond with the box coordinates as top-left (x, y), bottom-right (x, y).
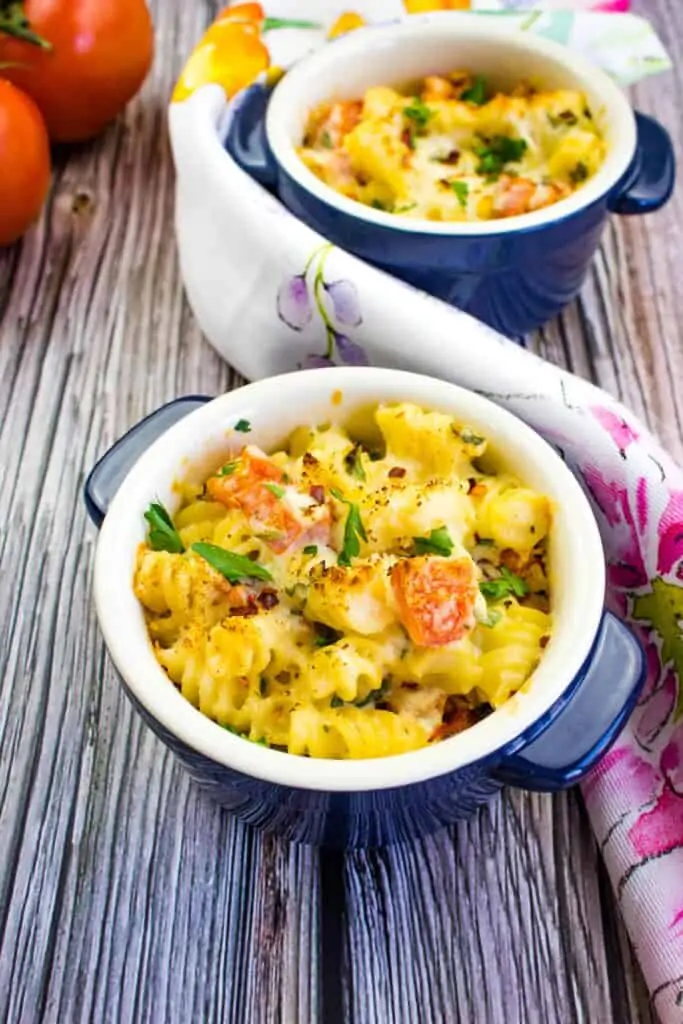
top-left (134, 402), bottom-right (553, 759)
top-left (297, 71), bottom-right (605, 221)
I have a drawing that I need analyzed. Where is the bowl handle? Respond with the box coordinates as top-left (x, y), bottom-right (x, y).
top-left (84, 397), bottom-right (212, 528)
top-left (225, 82), bottom-right (278, 189)
top-left (493, 612), bottom-right (646, 792)
top-left (608, 111), bottom-right (675, 216)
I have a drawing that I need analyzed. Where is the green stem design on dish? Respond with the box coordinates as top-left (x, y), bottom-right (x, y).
top-left (519, 12), bottom-right (542, 33)
top-left (309, 244), bottom-right (337, 359)
top-left (262, 17), bottom-right (322, 33)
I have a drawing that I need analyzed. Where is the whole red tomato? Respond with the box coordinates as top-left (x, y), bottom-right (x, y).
top-left (0, 80), bottom-right (51, 247)
top-left (0, 0), bottom-right (154, 143)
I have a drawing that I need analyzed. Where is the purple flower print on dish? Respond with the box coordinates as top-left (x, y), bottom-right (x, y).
top-left (323, 280), bottom-right (363, 328)
top-left (276, 244), bottom-right (369, 368)
top-left (303, 354), bottom-right (335, 369)
top-left (334, 332), bottom-right (369, 366)
top-left (277, 274), bottom-right (313, 331)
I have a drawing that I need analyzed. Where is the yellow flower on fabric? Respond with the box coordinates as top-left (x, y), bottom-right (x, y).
top-left (328, 12), bottom-right (367, 39)
top-left (403, 0), bottom-right (472, 11)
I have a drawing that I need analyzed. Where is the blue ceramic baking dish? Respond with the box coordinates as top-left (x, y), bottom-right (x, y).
top-left (85, 369), bottom-right (646, 848)
top-left (224, 16), bottom-right (674, 338)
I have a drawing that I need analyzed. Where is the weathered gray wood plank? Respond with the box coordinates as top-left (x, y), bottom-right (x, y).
top-left (1, 0), bottom-right (681, 1022)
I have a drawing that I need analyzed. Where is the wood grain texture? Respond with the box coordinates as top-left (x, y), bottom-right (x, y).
top-left (0, 1), bottom-right (679, 1022)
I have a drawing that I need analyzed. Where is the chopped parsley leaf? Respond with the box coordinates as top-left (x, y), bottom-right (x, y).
top-left (330, 679), bottom-right (391, 709)
top-left (403, 97), bottom-right (433, 129)
top-left (192, 542), bottom-right (273, 582)
top-left (450, 180), bottom-right (469, 209)
top-left (265, 482), bottom-right (285, 499)
top-left (475, 135), bottom-right (527, 177)
top-left (460, 427), bottom-right (486, 446)
top-left (345, 445), bottom-right (366, 482)
top-left (413, 526), bottom-right (454, 558)
top-left (570, 161), bottom-right (589, 184)
top-left (330, 488), bottom-right (367, 566)
top-left (461, 75), bottom-right (487, 105)
top-left (303, 545), bottom-right (318, 556)
top-left (479, 567), bottom-right (529, 602)
top-left (222, 723), bottom-right (269, 747)
top-left (234, 419), bottom-right (251, 433)
top-left (481, 608), bottom-right (502, 628)
top-left (217, 461), bottom-right (239, 477)
top-left (320, 130), bottom-right (333, 149)
top-left (144, 501), bottom-right (185, 554)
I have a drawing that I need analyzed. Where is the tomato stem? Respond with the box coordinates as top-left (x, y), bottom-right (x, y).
top-left (0, 2), bottom-right (52, 49)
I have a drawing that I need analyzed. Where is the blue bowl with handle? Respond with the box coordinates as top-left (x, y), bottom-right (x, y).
top-left (224, 15), bottom-right (674, 338)
top-left (84, 368), bottom-right (646, 848)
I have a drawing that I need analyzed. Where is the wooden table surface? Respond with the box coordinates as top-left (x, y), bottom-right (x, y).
top-left (1, 1), bottom-right (681, 1021)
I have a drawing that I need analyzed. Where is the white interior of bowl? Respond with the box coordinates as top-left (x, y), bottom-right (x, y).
top-left (266, 14), bottom-right (637, 236)
top-left (94, 368), bottom-right (605, 792)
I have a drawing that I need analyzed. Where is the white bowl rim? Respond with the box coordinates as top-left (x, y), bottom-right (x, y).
top-left (94, 367), bottom-right (606, 792)
top-left (265, 13), bottom-right (638, 237)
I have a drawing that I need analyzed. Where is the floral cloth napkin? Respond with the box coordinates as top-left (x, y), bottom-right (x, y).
top-left (172, 2), bottom-right (681, 1018)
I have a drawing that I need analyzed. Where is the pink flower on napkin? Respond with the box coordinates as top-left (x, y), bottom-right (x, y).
top-left (582, 466), bottom-right (649, 590)
top-left (657, 491), bottom-right (683, 577)
top-left (590, 404), bottom-right (640, 454)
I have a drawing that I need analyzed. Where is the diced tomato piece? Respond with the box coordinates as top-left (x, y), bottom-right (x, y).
top-left (324, 101), bottom-right (362, 146)
top-left (207, 446), bottom-right (330, 553)
top-left (494, 177), bottom-right (536, 218)
top-left (391, 556), bottom-right (477, 647)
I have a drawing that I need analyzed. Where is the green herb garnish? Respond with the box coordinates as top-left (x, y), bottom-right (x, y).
top-left (320, 130), bottom-right (333, 149)
top-left (265, 482), bottom-right (285, 499)
top-left (303, 545), bottom-right (318, 556)
top-left (413, 526), bottom-right (454, 558)
top-left (345, 445), bottom-right (366, 482)
top-left (217, 461), bottom-right (239, 477)
top-left (234, 419), bottom-right (251, 433)
top-left (192, 542), bottom-right (273, 582)
top-left (570, 161), bottom-right (589, 184)
top-left (481, 609), bottom-right (502, 628)
top-left (223, 723), bottom-right (270, 747)
top-left (144, 501), bottom-right (185, 554)
top-left (461, 75), bottom-right (487, 105)
top-left (330, 488), bottom-right (367, 566)
top-left (475, 135), bottom-right (527, 177)
top-left (450, 180), bottom-right (469, 209)
top-left (403, 96), bottom-right (433, 129)
top-left (354, 678), bottom-right (391, 708)
top-left (460, 427), bottom-right (486, 446)
top-left (371, 198), bottom-right (390, 211)
top-left (479, 566), bottom-right (528, 602)
top-left (314, 624), bottom-right (341, 648)
top-left (330, 679), bottom-right (391, 709)
top-left (394, 202), bottom-right (418, 214)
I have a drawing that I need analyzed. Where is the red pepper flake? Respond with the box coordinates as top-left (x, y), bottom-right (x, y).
top-left (258, 590), bottom-right (279, 610)
top-left (401, 127), bottom-right (415, 150)
top-left (388, 467), bottom-right (406, 479)
top-left (230, 599), bottom-right (260, 618)
top-left (309, 485), bottom-right (325, 505)
top-left (247, 549), bottom-right (261, 562)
